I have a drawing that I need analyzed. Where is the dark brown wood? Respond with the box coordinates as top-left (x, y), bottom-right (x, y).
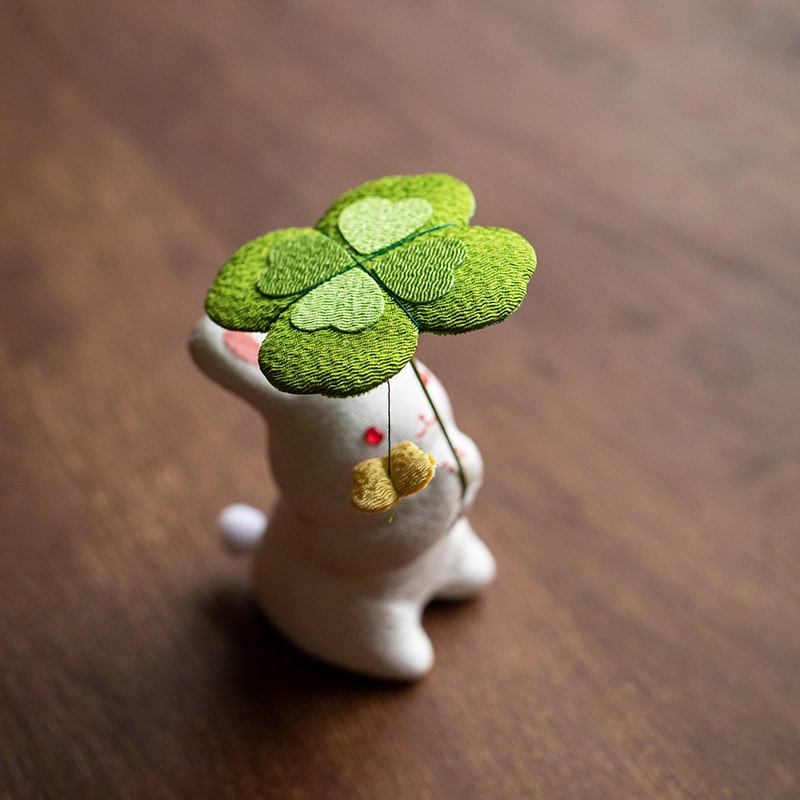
top-left (1, 1), bottom-right (798, 797)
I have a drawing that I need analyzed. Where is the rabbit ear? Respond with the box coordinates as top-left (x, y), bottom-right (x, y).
top-left (221, 329), bottom-right (261, 366)
top-left (188, 315), bottom-right (292, 414)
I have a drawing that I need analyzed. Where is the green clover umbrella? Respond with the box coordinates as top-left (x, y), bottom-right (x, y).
top-left (205, 173), bottom-right (536, 398)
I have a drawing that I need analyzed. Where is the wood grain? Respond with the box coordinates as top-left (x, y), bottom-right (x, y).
top-left (1, 1), bottom-right (798, 797)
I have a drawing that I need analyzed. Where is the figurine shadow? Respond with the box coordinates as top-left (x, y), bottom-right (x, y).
top-left (181, 581), bottom-right (479, 772)
top-left (195, 579), bottom-right (476, 700)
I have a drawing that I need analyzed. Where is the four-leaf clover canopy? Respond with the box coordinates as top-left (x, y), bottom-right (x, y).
top-left (205, 174), bottom-right (537, 397)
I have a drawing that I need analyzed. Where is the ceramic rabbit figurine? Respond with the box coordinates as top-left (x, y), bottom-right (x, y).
top-left (190, 314), bottom-right (495, 680)
top-left (190, 173), bottom-right (536, 679)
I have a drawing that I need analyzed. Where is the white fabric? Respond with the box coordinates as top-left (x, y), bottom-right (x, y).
top-left (190, 315), bottom-right (495, 680)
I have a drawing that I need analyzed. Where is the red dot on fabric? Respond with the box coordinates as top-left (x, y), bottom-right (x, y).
top-left (364, 426), bottom-right (384, 445)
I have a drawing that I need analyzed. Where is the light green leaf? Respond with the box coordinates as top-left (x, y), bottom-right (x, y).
top-left (291, 269), bottom-right (385, 332)
top-left (338, 197), bottom-right (432, 254)
top-left (315, 174), bottom-right (475, 247)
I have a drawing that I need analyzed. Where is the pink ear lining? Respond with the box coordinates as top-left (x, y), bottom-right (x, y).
top-left (223, 329), bottom-right (261, 366)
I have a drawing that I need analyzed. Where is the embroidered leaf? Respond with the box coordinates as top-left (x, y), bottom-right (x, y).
top-left (316, 174), bottom-right (475, 248)
top-left (291, 269), bottom-right (384, 332)
top-left (258, 230), bottom-right (353, 297)
top-left (371, 238), bottom-right (467, 303)
top-left (205, 228), bottom-right (309, 332)
top-left (404, 226), bottom-right (536, 333)
top-left (338, 197), bottom-right (432, 254)
top-left (259, 300), bottom-right (419, 397)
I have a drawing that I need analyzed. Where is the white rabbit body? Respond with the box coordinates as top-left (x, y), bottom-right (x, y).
top-left (190, 315), bottom-right (495, 680)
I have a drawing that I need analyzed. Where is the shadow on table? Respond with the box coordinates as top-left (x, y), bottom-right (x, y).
top-left (196, 579), bottom-right (475, 701)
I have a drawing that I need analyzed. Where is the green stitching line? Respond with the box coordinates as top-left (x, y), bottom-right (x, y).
top-left (276, 223), bottom-right (459, 330)
top-left (359, 223), bottom-right (457, 263)
top-left (371, 238), bottom-right (464, 304)
top-left (358, 265), bottom-right (421, 330)
top-left (410, 358), bottom-right (468, 499)
top-left (386, 379), bottom-right (392, 478)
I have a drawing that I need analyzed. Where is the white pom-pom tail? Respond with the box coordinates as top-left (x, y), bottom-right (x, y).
top-left (218, 503), bottom-right (267, 553)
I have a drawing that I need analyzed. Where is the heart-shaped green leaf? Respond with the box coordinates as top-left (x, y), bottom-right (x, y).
top-left (260, 300), bottom-right (419, 397)
top-left (258, 230), bottom-right (353, 297)
top-left (371, 238), bottom-right (467, 303)
top-left (338, 197), bottom-right (432, 254)
top-left (291, 269), bottom-right (385, 332)
top-left (403, 226), bottom-right (536, 333)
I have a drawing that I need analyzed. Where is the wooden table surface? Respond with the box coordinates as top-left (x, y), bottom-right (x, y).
top-left (2, 1), bottom-right (798, 797)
